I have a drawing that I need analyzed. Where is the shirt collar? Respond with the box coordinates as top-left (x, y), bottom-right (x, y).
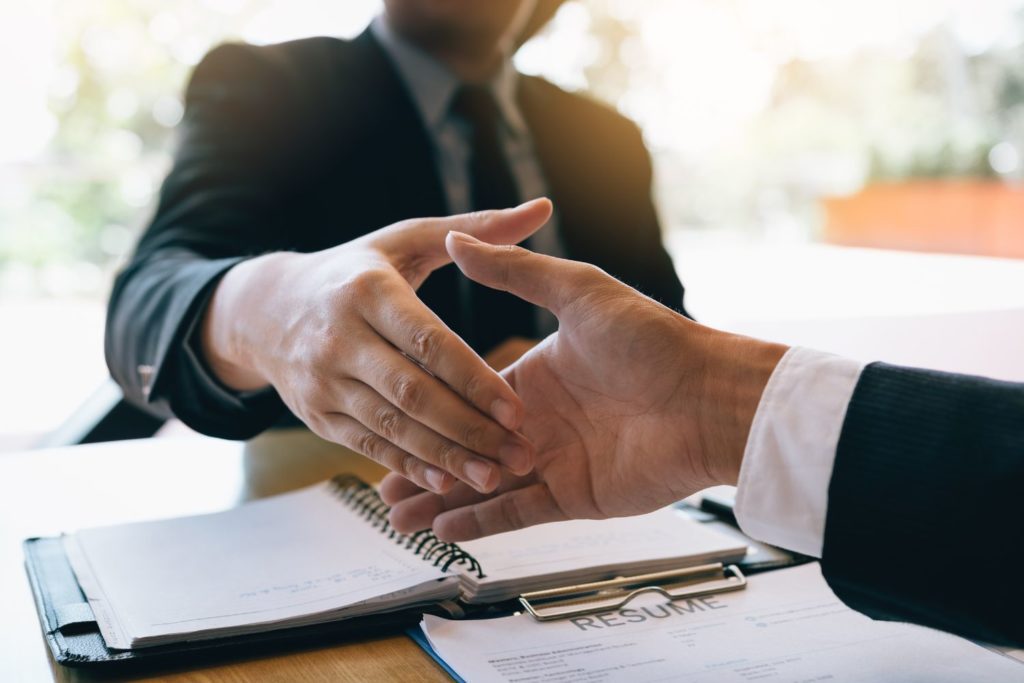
top-left (370, 15), bottom-right (527, 139)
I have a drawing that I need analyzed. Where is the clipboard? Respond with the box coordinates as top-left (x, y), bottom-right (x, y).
top-left (518, 563), bottom-right (746, 621)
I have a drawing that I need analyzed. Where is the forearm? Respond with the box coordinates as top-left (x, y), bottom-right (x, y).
top-left (822, 363), bottom-right (1024, 646)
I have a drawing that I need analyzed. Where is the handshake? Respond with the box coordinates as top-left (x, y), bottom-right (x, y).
top-left (203, 198), bottom-right (786, 542)
top-left (201, 198), bottom-right (1024, 647)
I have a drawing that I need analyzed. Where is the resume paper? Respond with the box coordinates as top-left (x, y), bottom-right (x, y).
top-left (421, 563), bottom-right (1022, 682)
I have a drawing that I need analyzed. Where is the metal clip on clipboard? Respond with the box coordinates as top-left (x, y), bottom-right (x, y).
top-left (518, 562), bottom-right (746, 622)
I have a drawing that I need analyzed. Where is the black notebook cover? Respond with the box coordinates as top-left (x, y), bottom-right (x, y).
top-left (23, 536), bottom-right (464, 671)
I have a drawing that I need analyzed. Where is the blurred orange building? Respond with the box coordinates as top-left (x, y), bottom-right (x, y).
top-left (824, 181), bottom-right (1024, 259)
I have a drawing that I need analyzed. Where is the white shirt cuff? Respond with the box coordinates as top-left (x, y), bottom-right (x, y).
top-left (734, 346), bottom-right (867, 557)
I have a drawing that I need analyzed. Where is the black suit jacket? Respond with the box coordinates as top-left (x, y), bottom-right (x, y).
top-left (106, 29), bottom-right (685, 438)
top-left (823, 362), bottom-right (1024, 647)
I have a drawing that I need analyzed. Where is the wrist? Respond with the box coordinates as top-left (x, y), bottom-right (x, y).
top-left (692, 327), bottom-right (788, 486)
top-left (200, 252), bottom-right (296, 391)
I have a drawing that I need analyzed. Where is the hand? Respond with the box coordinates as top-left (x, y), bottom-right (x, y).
top-left (483, 337), bottom-right (538, 371)
top-left (381, 231), bottom-right (787, 540)
top-left (200, 200), bottom-right (554, 495)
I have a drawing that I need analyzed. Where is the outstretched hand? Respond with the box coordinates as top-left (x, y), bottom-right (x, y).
top-left (381, 232), bottom-right (787, 541)
top-left (201, 200), bottom-right (553, 496)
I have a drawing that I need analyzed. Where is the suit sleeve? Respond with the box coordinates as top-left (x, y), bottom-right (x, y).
top-left (104, 43), bottom-right (312, 438)
top-left (821, 362), bottom-right (1024, 647)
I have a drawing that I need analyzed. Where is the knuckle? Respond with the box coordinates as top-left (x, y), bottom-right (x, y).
top-left (574, 262), bottom-right (607, 285)
top-left (433, 440), bottom-right (460, 473)
top-left (377, 446), bottom-right (406, 474)
top-left (460, 420), bottom-right (489, 451)
top-left (345, 267), bottom-right (392, 300)
top-left (494, 244), bottom-right (517, 287)
top-left (329, 420), bottom-right (358, 449)
top-left (371, 404), bottom-right (403, 441)
top-left (410, 325), bottom-right (443, 365)
top-left (391, 373), bottom-right (424, 413)
top-left (355, 429), bottom-right (384, 461)
top-left (462, 372), bottom-right (487, 406)
top-left (314, 369), bottom-right (340, 395)
top-left (304, 410), bottom-right (327, 433)
top-left (345, 391), bottom-right (372, 419)
top-left (305, 341), bottom-right (337, 373)
top-left (399, 454), bottom-right (419, 478)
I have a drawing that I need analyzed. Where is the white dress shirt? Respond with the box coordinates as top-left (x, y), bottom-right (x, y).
top-left (734, 347), bottom-right (867, 557)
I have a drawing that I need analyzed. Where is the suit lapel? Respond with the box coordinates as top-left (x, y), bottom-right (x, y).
top-left (517, 77), bottom-right (588, 262)
top-left (343, 29), bottom-right (449, 219)
top-left (337, 29), bottom-right (465, 333)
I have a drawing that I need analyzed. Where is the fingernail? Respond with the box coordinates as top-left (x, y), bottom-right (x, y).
top-left (465, 459), bottom-right (496, 491)
top-left (500, 439), bottom-right (532, 473)
top-left (491, 398), bottom-right (519, 431)
top-left (424, 467), bottom-right (447, 493)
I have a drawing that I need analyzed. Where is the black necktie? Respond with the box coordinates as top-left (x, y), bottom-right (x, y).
top-left (451, 85), bottom-right (537, 354)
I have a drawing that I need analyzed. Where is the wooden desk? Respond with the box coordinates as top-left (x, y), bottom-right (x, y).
top-left (0, 437), bottom-right (450, 682)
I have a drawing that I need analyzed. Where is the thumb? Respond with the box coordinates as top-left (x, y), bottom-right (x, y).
top-left (371, 198), bottom-right (553, 286)
top-left (445, 230), bottom-right (598, 317)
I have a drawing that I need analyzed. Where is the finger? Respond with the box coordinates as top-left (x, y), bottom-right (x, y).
top-left (371, 198), bottom-right (553, 284)
top-left (388, 490), bottom-right (447, 534)
top-left (431, 485), bottom-right (569, 542)
top-left (379, 472), bottom-right (426, 505)
top-left (381, 472), bottom-right (495, 509)
top-left (361, 286), bottom-right (534, 465)
top-left (445, 231), bottom-right (605, 317)
top-left (387, 481), bottom-right (499, 534)
top-left (316, 413), bottom-right (455, 495)
top-left (336, 379), bottom-right (505, 493)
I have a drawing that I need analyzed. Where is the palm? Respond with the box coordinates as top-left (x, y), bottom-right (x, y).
top-left (503, 294), bottom-right (707, 520)
top-left (381, 237), bottom-right (744, 541)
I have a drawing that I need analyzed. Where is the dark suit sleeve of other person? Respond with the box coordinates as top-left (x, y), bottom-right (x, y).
top-left (105, 41), bottom-right (335, 438)
top-left (821, 362), bottom-right (1024, 647)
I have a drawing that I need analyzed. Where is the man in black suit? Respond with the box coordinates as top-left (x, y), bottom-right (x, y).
top-left (381, 233), bottom-right (1024, 648)
top-left (106, 1), bottom-right (685, 496)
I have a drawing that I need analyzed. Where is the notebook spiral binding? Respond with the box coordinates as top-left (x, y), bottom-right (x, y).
top-left (329, 475), bottom-right (485, 579)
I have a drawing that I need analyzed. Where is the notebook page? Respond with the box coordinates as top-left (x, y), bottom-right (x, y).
top-left (458, 507), bottom-right (746, 594)
top-left (65, 482), bottom-right (455, 649)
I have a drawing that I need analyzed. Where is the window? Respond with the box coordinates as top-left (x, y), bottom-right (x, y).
top-left (3, 0), bottom-right (1021, 448)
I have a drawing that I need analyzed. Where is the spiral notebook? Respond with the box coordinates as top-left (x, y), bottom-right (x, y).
top-left (59, 475), bottom-right (746, 651)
